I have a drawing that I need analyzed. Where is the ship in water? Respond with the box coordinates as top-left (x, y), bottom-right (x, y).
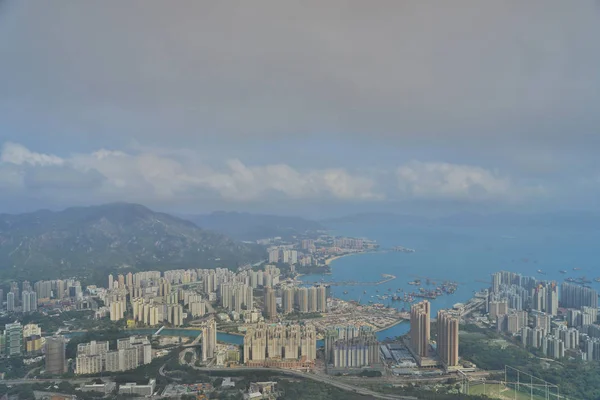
top-left (408, 279), bottom-right (421, 286)
top-left (595, 277), bottom-right (600, 283)
top-left (392, 246), bottom-right (415, 253)
top-left (559, 270), bottom-right (567, 274)
top-left (573, 267), bottom-right (581, 271)
top-left (537, 269), bottom-right (545, 275)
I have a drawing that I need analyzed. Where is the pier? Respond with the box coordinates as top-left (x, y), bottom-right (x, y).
top-left (303, 274), bottom-right (396, 287)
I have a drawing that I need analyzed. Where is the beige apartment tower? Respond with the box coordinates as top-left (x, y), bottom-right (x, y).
top-left (45, 336), bottom-right (67, 375)
top-left (282, 288), bottom-right (294, 314)
top-left (437, 310), bottom-right (460, 367)
top-left (410, 300), bottom-right (430, 358)
top-left (264, 287), bottom-right (277, 319)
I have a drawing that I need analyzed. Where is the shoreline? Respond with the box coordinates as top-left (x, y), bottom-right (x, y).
top-left (325, 251), bottom-right (365, 266)
top-left (374, 318), bottom-right (406, 333)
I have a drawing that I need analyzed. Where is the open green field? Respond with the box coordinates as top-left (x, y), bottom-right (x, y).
top-left (468, 383), bottom-right (551, 400)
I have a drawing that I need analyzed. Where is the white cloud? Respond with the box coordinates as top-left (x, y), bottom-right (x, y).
top-left (396, 161), bottom-right (538, 201)
top-left (1, 143), bottom-right (382, 203)
top-left (1, 142), bottom-right (64, 166)
top-left (1, 143), bottom-right (550, 209)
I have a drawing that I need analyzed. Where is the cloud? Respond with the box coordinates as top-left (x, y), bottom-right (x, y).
top-left (396, 161), bottom-right (542, 202)
top-left (0, 142), bottom-right (383, 205)
top-left (1, 142), bottom-right (64, 167)
top-left (0, 142), bottom-right (553, 214)
top-left (1, 0), bottom-right (600, 155)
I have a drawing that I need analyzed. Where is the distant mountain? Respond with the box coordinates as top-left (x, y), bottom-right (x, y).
top-left (0, 203), bottom-right (265, 283)
top-left (324, 211), bottom-right (600, 229)
top-left (322, 213), bottom-right (429, 225)
top-left (186, 211), bottom-right (325, 240)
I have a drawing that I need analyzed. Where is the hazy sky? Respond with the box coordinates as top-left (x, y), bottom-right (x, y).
top-left (1, 1), bottom-right (599, 217)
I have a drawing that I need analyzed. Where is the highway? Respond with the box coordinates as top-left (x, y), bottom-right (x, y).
top-left (160, 363), bottom-right (418, 400)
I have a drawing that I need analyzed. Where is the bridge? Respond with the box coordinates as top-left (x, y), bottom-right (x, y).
top-left (182, 331), bottom-right (203, 348)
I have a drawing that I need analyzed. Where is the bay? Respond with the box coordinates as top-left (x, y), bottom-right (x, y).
top-left (300, 220), bottom-right (600, 340)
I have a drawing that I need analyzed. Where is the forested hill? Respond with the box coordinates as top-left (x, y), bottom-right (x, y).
top-left (186, 211), bottom-right (325, 240)
top-left (0, 203), bottom-right (265, 283)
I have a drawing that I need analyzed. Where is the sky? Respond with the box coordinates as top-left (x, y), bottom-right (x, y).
top-left (1, 1), bottom-right (600, 218)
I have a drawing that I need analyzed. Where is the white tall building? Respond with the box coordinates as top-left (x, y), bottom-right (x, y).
top-left (22, 291), bottom-right (37, 313)
top-left (6, 292), bottom-right (15, 312)
top-left (201, 317), bottom-right (217, 361)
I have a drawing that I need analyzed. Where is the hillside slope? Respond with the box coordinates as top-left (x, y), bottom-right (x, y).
top-left (0, 203), bottom-right (265, 282)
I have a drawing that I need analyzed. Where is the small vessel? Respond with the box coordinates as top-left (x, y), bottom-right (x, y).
top-left (343, 291), bottom-right (349, 294)
top-left (537, 269), bottom-right (545, 274)
top-left (595, 278), bottom-right (600, 283)
top-left (573, 267), bottom-right (581, 271)
top-left (559, 270), bottom-right (567, 274)
top-left (363, 290), bottom-right (367, 294)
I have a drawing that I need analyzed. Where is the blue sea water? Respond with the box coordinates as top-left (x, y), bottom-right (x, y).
top-left (300, 221), bottom-right (600, 340)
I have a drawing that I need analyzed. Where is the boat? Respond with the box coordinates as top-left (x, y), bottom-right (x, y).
top-left (559, 270), bottom-right (567, 274)
top-left (343, 291), bottom-right (348, 294)
top-left (408, 280), bottom-right (421, 286)
top-left (392, 246), bottom-right (415, 253)
top-left (573, 267), bottom-right (581, 271)
top-left (595, 278), bottom-right (600, 283)
top-left (537, 269), bottom-right (545, 275)
top-left (363, 290), bottom-right (367, 294)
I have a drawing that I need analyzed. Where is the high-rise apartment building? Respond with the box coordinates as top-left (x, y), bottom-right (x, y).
top-left (282, 288), bottom-right (294, 314)
top-left (410, 301), bottom-right (430, 358)
top-left (296, 287), bottom-right (309, 313)
top-left (243, 323), bottom-right (316, 367)
top-left (561, 283), bottom-right (598, 309)
top-left (22, 291), bottom-right (37, 313)
top-left (45, 336), bottom-right (67, 375)
top-left (268, 249), bottom-right (279, 263)
top-left (6, 292), bottom-right (15, 312)
top-left (200, 317), bottom-right (217, 361)
top-left (546, 283), bottom-right (559, 316)
top-left (324, 326), bottom-right (381, 371)
top-left (263, 287), bottom-right (276, 319)
top-left (316, 285), bottom-right (327, 312)
top-left (437, 310), bottom-right (460, 368)
top-left (4, 322), bottom-right (23, 357)
top-left (308, 287), bottom-right (318, 312)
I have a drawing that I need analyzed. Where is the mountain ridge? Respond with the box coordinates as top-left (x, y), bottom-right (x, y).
top-left (0, 203), bottom-right (265, 283)
top-left (185, 211), bottom-right (325, 240)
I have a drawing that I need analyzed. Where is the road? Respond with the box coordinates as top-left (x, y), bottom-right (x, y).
top-left (160, 363), bottom-right (418, 400)
top-left (0, 378), bottom-right (92, 385)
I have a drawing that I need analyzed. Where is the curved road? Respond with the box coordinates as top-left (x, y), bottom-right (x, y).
top-left (161, 363), bottom-right (418, 400)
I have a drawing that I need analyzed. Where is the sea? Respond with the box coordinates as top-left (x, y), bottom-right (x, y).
top-left (299, 220), bottom-right (600, 341)
top-left (65, 220), bottom-right (600, 347)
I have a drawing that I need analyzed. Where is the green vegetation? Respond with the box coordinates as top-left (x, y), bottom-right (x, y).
top-left (460, 323), bottom-right (600, 400)
top-left (0, 203), bottom-right (265, 284)
top-left (277, 379), bottom-right (370, 400)
top-left (0, 358), bottom-right (31, 379)
top-left (468, 383), bottom-right (547, 400)
top-left (295, 265), bottom-right (331, 275)
top-left (65, 329), bottom-right (135, 358)
top-left (283, 311), bottom-right (323, 320)
top-left (359, 383), bottom-right (489, 399)
top-left (0, 310), bottom-right (124, 335)
top-left (459, 331), bottom-right (534, 370)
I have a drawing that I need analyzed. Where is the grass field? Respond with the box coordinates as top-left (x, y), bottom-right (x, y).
top-left (468, 383), bottom-right (551, 400)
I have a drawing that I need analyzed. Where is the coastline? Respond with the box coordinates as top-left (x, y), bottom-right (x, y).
top-left (374, 318), bottom-right (406, 333)
top-left (325, 251), bottom-right (364, 266)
